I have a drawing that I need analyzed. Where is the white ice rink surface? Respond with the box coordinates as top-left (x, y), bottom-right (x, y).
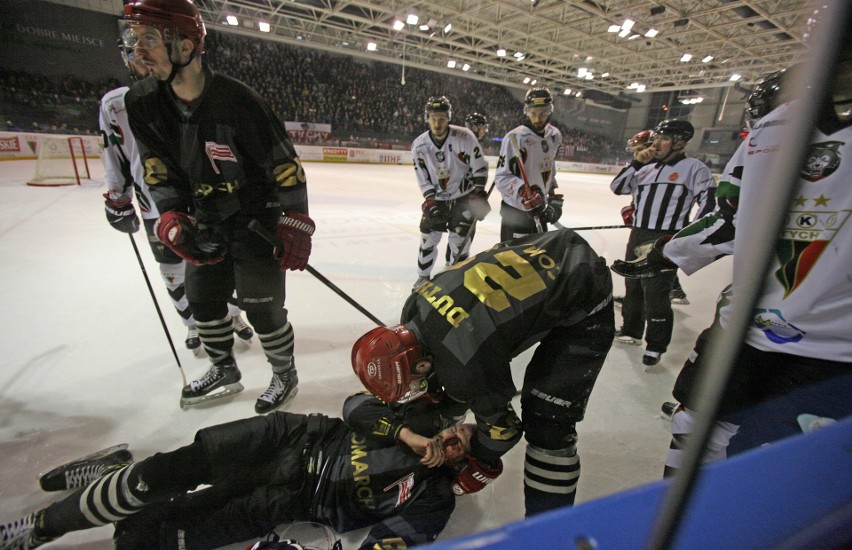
top-left (0, 159), bottom-right (732, 549)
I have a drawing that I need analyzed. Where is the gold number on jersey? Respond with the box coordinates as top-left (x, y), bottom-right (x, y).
top-left (463, 250), bottom-right (546, 312)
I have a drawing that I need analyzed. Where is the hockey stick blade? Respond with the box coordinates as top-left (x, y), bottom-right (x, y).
top-left (247, 220), bottom-right (386, 327)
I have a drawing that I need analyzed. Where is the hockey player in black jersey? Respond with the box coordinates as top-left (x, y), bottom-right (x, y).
top-left (0, 394), bottom-right (472, 550)
top-left (353, 228), bottom-right (615, 517)
top-left (120, 0), bottom-right (315, 413)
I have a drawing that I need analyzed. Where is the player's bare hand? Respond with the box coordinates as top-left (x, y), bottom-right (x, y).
top-left (420, 436), bottom-right (446, 467)
top-left (635, 146), bottom-right (656, 164)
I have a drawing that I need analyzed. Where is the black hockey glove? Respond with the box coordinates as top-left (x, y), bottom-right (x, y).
top-left (611, 236), bottom-right (677, 279)
top-left (540, 194), bottom-right (564, 224)
top-left (103, 193), bottom-right (140, 234)
top-left (421, 198), bottom-right (449, 230)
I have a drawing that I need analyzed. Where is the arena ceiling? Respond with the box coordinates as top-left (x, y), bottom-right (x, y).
top-left (64, 0), bottom-right (815, 103)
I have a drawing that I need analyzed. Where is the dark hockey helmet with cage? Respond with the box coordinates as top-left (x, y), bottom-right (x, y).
top-left (352, 324), bottom-right (428, 403)
top-left (424, 96), bottom-right (453, 123)
top-left (465, 112), bottom-right (488, 127)
top-left (652, 119), bottom-right (694, 144)
top-left (524, 86), bottom-right (554, 123)
top-left (746, 69), bottom-right (788, 123)
top-left (123, 0), bottom-right (206, 55)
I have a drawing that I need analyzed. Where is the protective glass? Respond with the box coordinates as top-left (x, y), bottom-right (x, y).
top-left (118, 20), bottom-right (171, 50)
top-left (524, 104), bottom-right (554, 117)
top-left (395, 377), bottom-right (429, 404)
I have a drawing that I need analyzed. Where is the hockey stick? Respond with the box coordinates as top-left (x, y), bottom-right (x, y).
top-left (554, 222), bottom-right (631, 231)
top-left (248, 220), bottom-right (386, 327)
top-left (451, 181), bottom-right (496, 266)
top-left (508, 133), bottom-right (544, 233)
top-left (128, 233), bottom-right (187, 386)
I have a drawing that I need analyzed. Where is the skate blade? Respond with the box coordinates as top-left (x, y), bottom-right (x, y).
top-left (180, 382), bottom-right (244, 410)
top-left (671, 298), bottom-right (690, 305)
top-left (257, 387), bottom-right (299, 415)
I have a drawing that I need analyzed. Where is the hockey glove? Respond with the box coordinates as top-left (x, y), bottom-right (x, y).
top-left (274, 211), bottom-right (315, 271)
top-left (154, 211), bottom-right (226, 266)
top-left (610, 236), bottom-right (677, 279)
top-left (467, 188), bottom-right (491, 221)
top-left (519, 186), bottom-right (545, 213)
top-left (621, 203), bottom-right (636, 226)
top-left (451, 456), bottom-right (503, 496)
top-left (103, 193), bottom-right (140, 234)
top-left (540, 194), bottom-right (564, 224)
top-left (422, 198), bottom-right (450, 226)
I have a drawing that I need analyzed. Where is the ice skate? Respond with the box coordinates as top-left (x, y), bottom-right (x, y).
top-left (180, 363), bottom-right (243, 409)
top-left (642, 351), bottom-right (662, 368)
top-left (232, 314), bottom-right (254, 342)
top-left (38, 443), bottom-right (133, 492)
top-left (614, 330), bottom-right (641, 345)
top-left (185, 326), bottom-right (201, 355)
top-left (255, 369), bottom-right (298, 414)
top-left (669, 289), bottom-right (690, 305)
top-left (412, 276), bottom-right (430, 293)
top-left (0, 512), bottom-right (54, 550)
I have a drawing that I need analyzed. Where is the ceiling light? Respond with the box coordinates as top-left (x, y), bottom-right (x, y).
top-left (702, 55), bottom-right (714, 62)
top-left (628, 33), bottom-right (640, 40)
top-left (601, 72), bottom-right (609, 78)
top-left (636, 84), bottom-right (646, 92)
top-left (622, 19), bottom-right (635, 31)
top-left (729, 73), bottom-right (742, 81)
top-left (393, 20), bottom-right (404, 31)
top-left (608, 24), bottom-right (621, 33)
top-left (645, 28), bottom-right (659, 37)
top-left (515, 55), bottom-right (525, 61)
top-left (531, 79), bottom-right (537, 85)
top-left (444, 23), bottom-right (452, 33)
top-left (419, 24), bottom-right (429, 31)
top-left (680, 53), bottom-right (693, 62)
top-left (406, 14), bottom-right (419, 25)
top-left (497, 48), bottom-right (507, 57)
top-left (578, 67), bottom-right (587, 77)
top-left (447, 60), bottom-right (456, 68)
top-left (258, 21), bottom-right (270, 32)
top-left (618, 28), bottom-right (630, 37)
top-left (462, 64), bottom-right (470, 71)
top-left (367, 42), bottom-right (377, 51)
top-left (514, 51), bottom-right (525, 58)
top-left (226, 15), bottom-right (238, 25)
top-left (585, 56), bottom-right (594, 62)
top-left (585, 73), bottom-right (594, 80)
top-left (523, 77), bottom-right (531, 84)
top-left (628, 82), bottom-right (638, 89)
top-left (564, 88), bottom-right (572, 94)
top-left (575, 91), bottom-right (582, 97)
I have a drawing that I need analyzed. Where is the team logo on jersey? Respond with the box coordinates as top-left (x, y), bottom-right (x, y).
top-left (752, 308), bottom-right (806, 344)
top-left (436, 167), bottom-right (451, 190)
top-left (541, 139), bottom-right (549, 153)
top-left (801, 141), bottom-right (843, 182)
top-left (384, 473), bottom-right (415, 507)
top-left (668, 172), bottom-right (680, 182)
top-left (436, 151), bottom-right (445, 163)
top-left (204, 141), bottom-right (237, 175)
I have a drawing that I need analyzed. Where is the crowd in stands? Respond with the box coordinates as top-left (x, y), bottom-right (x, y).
top-left (1, 29), bottom-right (627, 164)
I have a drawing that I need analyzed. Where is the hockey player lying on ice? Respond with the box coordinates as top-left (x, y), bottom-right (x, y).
top-left (0, 393), bottom-right (473, 550)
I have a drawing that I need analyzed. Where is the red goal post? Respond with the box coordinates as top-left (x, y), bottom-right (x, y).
top-left (27, 136), bottom-right (91, 187)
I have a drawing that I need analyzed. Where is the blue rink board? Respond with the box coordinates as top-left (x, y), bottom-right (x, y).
top-left (432, 417), bottom-right (852, 549)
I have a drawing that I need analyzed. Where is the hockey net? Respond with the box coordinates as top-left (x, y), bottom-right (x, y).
top-left (27, 136), bottom-right (91, 187)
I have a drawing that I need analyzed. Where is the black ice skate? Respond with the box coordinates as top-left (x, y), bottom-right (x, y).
top-left (0, 511), bottom-right (54, 550)
top-left (232, 314), bottom-right (254, 342)
top-left (185, 326), bottom-right (201, 355)
top-left (180, 363), bottom-right (243, 409)
top-left (255, 369), bottom-right (298, 414)
top-left (38, 443), bottom-right (133, 492)
top-left (669, 289), bottom-right (690, 305)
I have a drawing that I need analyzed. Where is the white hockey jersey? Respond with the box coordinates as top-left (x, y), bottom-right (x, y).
top-left (665, 101), bottom-right (852, 362)
top-left (494, 124), bottom-right (562, 210)
top-left (411, 125), bottom-right (488, 201)
top-left (99, 86), bottom-right (159, 219)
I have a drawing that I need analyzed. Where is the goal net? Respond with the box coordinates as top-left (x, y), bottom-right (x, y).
top-left (27, 136), bottom-right (91, 187)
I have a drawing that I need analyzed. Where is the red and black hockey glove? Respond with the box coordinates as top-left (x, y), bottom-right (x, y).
top-left (103, 193), bottom-right (140, 234)
top-left (611, 236), bottom-right (677, 279)
top-left (467, 188), bottom-right (491, 221)
top-left (540, 193), bottom-right (564, 224)
top-left (519, 186), bottom-right (544, 213)
top-left (154, 211), bottom-right (226, 266)
top-left (422, 198), bottom-right (449, 225)
top-left (451, 456), bottom-right (503, 496)
top-left (621, 203), bottom-right (636, 226)
top-left (274, 211), bottom-right (315, 271)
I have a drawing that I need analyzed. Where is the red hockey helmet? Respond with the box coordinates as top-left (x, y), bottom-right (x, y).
top-left (123, 0), bottom-right (206, 54)
top-left (626, 129), bottom-right (653, 152)
top-left (351, 325), bottom-right (427, 403)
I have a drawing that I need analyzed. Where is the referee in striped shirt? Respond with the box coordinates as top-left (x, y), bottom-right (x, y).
top-left (610, 119), bottom-right (716, 367)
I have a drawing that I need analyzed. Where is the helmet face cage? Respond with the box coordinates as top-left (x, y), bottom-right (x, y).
top-left (424, 96), bottom-right (452, 123)
top-left (465, 112), bottom-right (488, 136)
top-left (746, 70), bottom-right (786, 122)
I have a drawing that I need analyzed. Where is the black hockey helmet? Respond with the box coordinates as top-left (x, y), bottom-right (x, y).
top-left (653, 119), bottom-right (694, 144)
top-left (123, 0), bottom-right (206, 55)
top-left (746, 69), bottom-right (788, 122)
top-left (524, 86), bottom-right (553, 109)
top-left (424, 96), bottom-right (452, 123)
top-left (465, 112), bottom-right (488, 127)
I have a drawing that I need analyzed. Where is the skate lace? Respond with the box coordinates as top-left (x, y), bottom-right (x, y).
top-left (65, 463), bottom-right (106, 489)
top-left (258, 373), bottom-right (288, 402)
top-left (233, 316), bottom-right (250, 331)
top-left (190, 365), bottom-right (222, 391)
top-left (187, 326), bottom-right (199, 338)
top-left (1, 513), bottom-right (34, 542)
